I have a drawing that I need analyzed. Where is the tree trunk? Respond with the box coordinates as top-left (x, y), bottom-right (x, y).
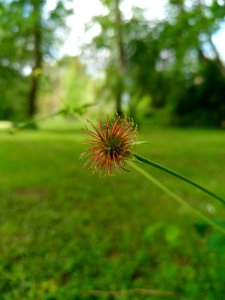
top-left (115, 0), bottom-right (125, 116)
top-left (28, 3), bottom-right (42, 118)
top-left (115, 80), bottom-right (123, 116)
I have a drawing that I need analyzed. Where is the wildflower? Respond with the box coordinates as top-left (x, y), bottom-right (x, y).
top-left (81, 115), bottom-right (137, 175)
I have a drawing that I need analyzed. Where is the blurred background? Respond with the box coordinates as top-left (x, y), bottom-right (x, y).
top-left (1, 0), bottom-right (225, 299)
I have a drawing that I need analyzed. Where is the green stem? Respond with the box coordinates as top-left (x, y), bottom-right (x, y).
top-left (128, 161), bottom-right (225, 236)
top-left (134, 153), bottom-right (225, 206)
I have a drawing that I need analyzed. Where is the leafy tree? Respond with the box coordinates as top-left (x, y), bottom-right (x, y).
top-left (92, 0), bottom-right (126, 116)
top-left (161, 0), bottom-right (225, 126)
top-left (0, 0), bottom-right (71, 120)
top-left (59, 56), bottom-right (96, 109)
top-left (37, 55), bottom-right (96, 117)
top-left (90, 0), bottom-right (225, 126)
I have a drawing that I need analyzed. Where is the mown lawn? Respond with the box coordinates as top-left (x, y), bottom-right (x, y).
top-left (0, 127), bottom-right (225, 300)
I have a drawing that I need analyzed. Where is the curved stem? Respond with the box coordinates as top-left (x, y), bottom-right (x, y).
top-left (129, 161), bottom-right (225, 236)
top-left (134, 153), bottom-right (225, 206)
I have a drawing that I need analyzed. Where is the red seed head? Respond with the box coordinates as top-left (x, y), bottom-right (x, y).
top-left (81, 115), bottom-right (137, 175)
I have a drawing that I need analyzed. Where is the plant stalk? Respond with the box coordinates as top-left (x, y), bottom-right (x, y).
top-left (129, 161), bottom-right (225, 235)
top-left (134, 153), bottom-right (225, 206)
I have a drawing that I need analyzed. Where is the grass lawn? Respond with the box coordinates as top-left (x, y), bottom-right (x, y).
top-left (0, 126), bottom-right (225, 299)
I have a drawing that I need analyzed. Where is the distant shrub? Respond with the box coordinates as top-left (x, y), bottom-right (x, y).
top-left (173, 60), bottom-right (225, 127)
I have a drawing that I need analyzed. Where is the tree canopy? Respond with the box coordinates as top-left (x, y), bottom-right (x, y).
top-left (90, 0), bottom-right (225, 126)
top-left (1, 0), bottom-right (225, 127)
top-left (0, 0), bottom-right (72, 120)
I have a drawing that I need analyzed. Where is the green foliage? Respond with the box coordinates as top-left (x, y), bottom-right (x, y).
top-left (92, 0), bottom-right (128, 115)
top-left (60, 56), bottom-right (96, 107)
top-left (36, 55), bottom-right (96, 119)
top-left (173, 60), bottom-right (225, 127)
top-left (90, 0), bottom-right (225, 126)
top-left (0, 0), bottom-right (71, 120)
top-left (1, 127), bottom-right (225, 298)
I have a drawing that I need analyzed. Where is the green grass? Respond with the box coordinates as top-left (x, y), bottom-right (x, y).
top-left (0, 127), bottom-right (225, 299)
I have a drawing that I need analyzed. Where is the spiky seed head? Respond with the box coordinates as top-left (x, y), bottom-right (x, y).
top-left (81, 115), bottom-right (137, 175)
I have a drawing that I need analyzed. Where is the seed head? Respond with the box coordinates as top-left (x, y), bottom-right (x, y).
top-left (81, 115), bottom-right (137, 175)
